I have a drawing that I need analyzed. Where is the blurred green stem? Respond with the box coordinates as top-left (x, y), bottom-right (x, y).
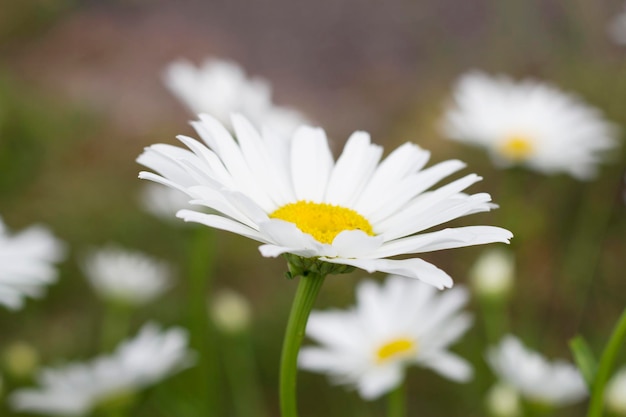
top-left (587, 307), bottom-right (626, 417)
top-left (479, 297), bottom-right (508, 344)
top-left (221, 330), bottom-right (267, 417)
top-left (101, 300), bottom-right (132, 352)
top-left (387, 383), bottom-right (406, 417)
top-left (186, 227), bottom-right (219, 415)
top-left (280, 273), bottom-right (326, 417)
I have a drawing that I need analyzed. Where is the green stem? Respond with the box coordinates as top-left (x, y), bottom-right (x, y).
top-left (587, 307), bottom-right (626, 417)
top-left (279, 273), bottom-right (326, 417)
top-left (387, 383), bottom-right (406, 417)
top-left (186, 227), bottom-right (218, 415)
top-left (101, 300), bottom-right (133, 352)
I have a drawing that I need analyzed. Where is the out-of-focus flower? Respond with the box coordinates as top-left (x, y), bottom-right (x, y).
top-left (608, 5), bottom-right (626, 45)
top-left (210, 289), bottom-right (252, 334)
top-left (606, 366), bottom-right (626, 415)
top-left (487, 335), bottom-right (587, 406)
top-left (3, 341), bottom-right (40, 380)
top-left (0, 217), bottom-right (66, 310)
top-left (469, 248), bottom-right (515, 299)
top-left (139, 183), bottom-right (195, 222)
top-left (10, 323), bottom-right (194, 416)
top-left (164, 58), bottom-right (307, 137)
top-left (441, 71), bottom-right (618, 180)
top-left (485, 382), bottom-right (521, 417)
top-left (138, 114), bottom-right (512, 289)
top-left (81, 246), bottom-right (171, 306)
top-left (298, 275), bottom-right (473, 399)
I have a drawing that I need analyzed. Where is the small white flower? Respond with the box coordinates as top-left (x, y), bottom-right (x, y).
top-left (164, 58), bottom-right (307, 137)
top-left (441, 71), bottom-right (618, 179)
top-left (469, 248), bottom-right (515, 299)
top-left (0, 217), bottom-right (66, 310)
top-left (608, 4), bottom-right (626, 45)
top-left (138, 114), bottom-right (512, 289)
top-left (487, 335), bottom-right (588, 406)
top-left (81, 245), bottom-right (171, 305)
top-left (298, 275), bottom-right (473, 400)
top-left (606, 366), bottom-right (626, 415)
top-left (139, 183), bottom-right (195, 222)
top-left (10, 323), bottom-right (194, 416)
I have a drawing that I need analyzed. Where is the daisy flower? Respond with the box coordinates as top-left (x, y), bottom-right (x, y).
top-left (10, 323), bottom-right (194, 416)
top-left (441, 71), bottom-right (618, 179)
top-left (487, 335), bottom-right (588, 406)
top-left (137, 114), bottom-right (512, 289)
top-left (0, 217), bottom-right (66, 310)
top-left (298, 275), bottom-right (473, 399)
top-left (81, 245), bottom-right (171, 306)
top-left (164, 58), bottom-right (307, 137)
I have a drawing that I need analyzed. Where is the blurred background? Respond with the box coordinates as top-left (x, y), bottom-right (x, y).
top-left (1, 0), bottom-right (625, 416)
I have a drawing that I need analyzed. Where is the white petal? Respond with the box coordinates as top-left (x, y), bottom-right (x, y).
top-left (419, 351), bottom-right (473, 382)
top-left (320, 257), bottom-right (453, 289)
top-left (357, 365), bottom-right (404, 400)
top-left (291, 126), bottom-right (334, 202)
top-left (331, 230), bottom-right (384, 258)
top-left (176, 210), bottom-right (266, 242)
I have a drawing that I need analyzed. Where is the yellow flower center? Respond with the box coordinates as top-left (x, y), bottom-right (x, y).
top-left (376, 338), bottom-right (417, 364)
top-left (269, 201), bottom-right (374, 244)
top-left (498, 134), bottom-right (534, 161)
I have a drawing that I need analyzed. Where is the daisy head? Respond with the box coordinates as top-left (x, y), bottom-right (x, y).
top-left (80, 245), bottom-right (172, 306)
top-left (0, 217), bottom-right (66, 311)
top-left (441, 71), bottom-right (618, 180)
top-left (487, 335), bottom-right (588, 407)
top-left (138, 114), bottom-right (512, 289)
top-left (10, 323), bottom-right (194, 416)
top-left (298, 275), bottom-right (473, 399)
top-left (163, 58), bottom-right (307, 137)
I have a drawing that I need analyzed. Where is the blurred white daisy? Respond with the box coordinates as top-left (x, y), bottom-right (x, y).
top-left (606, 366), bottom-right (626, 415)
top-left (10, 323), bottom-right (194, 416)
top-left (0, 217), bottom-right (66, 311)
top-left (138, 114), bottom-right (512, 289)
top-left (608, 4), bottom-right (626, 45)
top-left (487, 335), bottom-right (587, 406)
top-left (298, 275), bottom-right (473, 399)
top-left (81, 245), bottom-right (171, 306)
top-left (164, 58), bottom-right (307, 137)
top-left (441, 71), bottom-right (618, 179)
top-left (139, 183), bottom-right (195, 222)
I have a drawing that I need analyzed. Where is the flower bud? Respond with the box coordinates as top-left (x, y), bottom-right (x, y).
top-left (470, 248), bottom-right (515, 299)
top-left (3, 341), bottom-right (39, 380)
top-left (210, 289), bottom-right (252, 334)
top-left (486, 383), bottom-right (521, 417)
top-left (606, 367), bottom-right (626, 415)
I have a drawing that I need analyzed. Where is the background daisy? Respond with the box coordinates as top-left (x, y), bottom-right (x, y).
top-left (298, 275), bottom-right (473, 399)
top-left (440, 71), bottom-right (618, 179)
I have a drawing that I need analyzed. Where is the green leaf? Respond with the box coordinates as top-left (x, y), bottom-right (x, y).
top-left (569, 335), bottom-right (597, 389)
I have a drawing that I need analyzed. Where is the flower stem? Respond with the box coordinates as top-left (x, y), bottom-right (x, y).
top-left (186, 227), bottom-right (219, 415)
top-left (587, 307), bottom-right (626, 417)
top-left (279, 272), bottom-right (326, 417)
top-left (387, 383), bottom-right (406, 417)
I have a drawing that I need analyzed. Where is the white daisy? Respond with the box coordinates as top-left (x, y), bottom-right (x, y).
top-left (298, 275), bottom-right (473, 400)
top-left (137, 114), bottom-right (512, 289)
top-left (139, 183), bottom-right (195, 222)
top-left (0, 217), bottom-right (66, 311)
top-left (10, 323), bottom-right (194, 416)
top-left (487, 335), bottom-right (588, 406)
top-left (606, 366), bottom-right (626, 415)
top-left (164, 58), bottom-right (307, 137)
top-left (441, 71), bottom-right (618, 179)
top-left (81, 245), bottom-right (171, 306)
top-left (608, 4), bottom-right (626, 45)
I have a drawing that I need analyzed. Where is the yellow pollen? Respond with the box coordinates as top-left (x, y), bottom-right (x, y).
top-left (499, 135), bottom-right (534, 161)
top-left (269, 201), bottom-right (374, 244)
top-left (376, 338), bottom-right (417, 363)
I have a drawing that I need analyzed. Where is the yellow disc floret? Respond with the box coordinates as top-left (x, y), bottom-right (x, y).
top-left (269, 201), bottom-right (374, 245)
top-left (376, 338), bottom-right (417, 364)
top-left (498, 134), bottom-right (535, 162)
